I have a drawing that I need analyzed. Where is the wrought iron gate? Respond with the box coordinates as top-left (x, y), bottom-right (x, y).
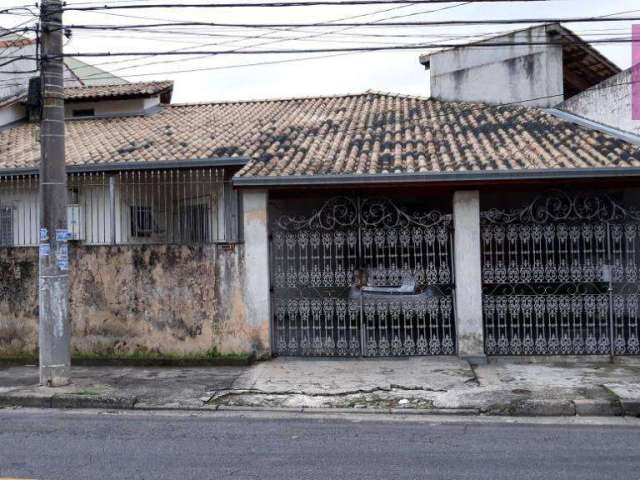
top-left (481, 191), bottom-right (640, 356)
top-left (270, 196), bottom-right (455, 357)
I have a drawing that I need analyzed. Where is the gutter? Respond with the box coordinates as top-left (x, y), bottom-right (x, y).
top-left (232, 167), bottom-right (640, 188)
top-left (0, 157), bottom-right (248, 177)
top-left (546, 108), bottom-right (640, 146)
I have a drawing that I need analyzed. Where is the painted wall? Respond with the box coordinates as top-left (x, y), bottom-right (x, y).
top-left (0, 244), bottom-right (257, 357)
top-left (64, 96), bottom-right (161, 118)
top-left (424, 25), bottom-right (564, 108)
top-left (0, 102), bottom-right (26, 128)
top-left (560, 67), bottom-right (640, 135)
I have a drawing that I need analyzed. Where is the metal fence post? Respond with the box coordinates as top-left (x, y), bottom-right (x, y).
top-left (109, 175), bottom-right (116, 245)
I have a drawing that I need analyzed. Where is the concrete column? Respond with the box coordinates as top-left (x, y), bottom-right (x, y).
top-left (453, 190), bottom-right (485, 363)
top-left (241, 189), bottom-right (271, 358)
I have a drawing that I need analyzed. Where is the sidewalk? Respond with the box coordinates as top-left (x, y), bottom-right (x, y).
top-left (1, 358), bottom-right (640, 416)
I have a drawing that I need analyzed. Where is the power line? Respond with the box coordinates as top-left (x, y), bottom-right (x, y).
top-left (71, 1), bottom-right (421, 75)
top-left (59, 0), bottom-right (565, 11)
top-left (56, 36), bottom-right (637, 59)
top-left (74, 2), bottom-right (469, 80)
top-left (60, 14), bottom-right (640, 31)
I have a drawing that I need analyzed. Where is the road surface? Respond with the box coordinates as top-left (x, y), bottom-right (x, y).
top-left (1, 410), bottom-right (639, 479)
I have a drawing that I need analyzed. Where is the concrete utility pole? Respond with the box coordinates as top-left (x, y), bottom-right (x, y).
top-left (39, 0), bottom-right (71, 387)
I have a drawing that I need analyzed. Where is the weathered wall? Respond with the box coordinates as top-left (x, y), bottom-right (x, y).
top-left (0, 244), bottom-right (256, 357)
top-left (423, 24), bottom-right (563, 108)
top-left (560, 68), bottom-right (640, 135)
top-left (0, 248), bottom-right (38, 354)
top-left (240, 190), bottom-right (271, 358)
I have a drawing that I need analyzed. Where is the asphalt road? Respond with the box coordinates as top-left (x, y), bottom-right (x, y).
top-left (1, 410), bottom-right (639, 480)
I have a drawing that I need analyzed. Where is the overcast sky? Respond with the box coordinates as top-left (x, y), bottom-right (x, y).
top-left (4, 0), bottom-right (640, 102)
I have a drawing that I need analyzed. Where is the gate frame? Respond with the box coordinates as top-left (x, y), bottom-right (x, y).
top-left (479, 189), bottom-right (640, 358)
top-left (268, 193), bottom-right (457, 358)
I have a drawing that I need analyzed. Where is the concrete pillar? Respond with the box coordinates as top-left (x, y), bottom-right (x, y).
top-left (241, 189), bottom-right (271, 358)
top-left (453, 190), bottom-right (485, 363)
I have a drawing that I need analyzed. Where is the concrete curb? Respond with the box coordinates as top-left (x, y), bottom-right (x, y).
top-left (0, 394), bottom-right (637, 418)
top-left (0, 393), bottom-right (137, 410)
top-left (619, 399), bottom-right (640, 417)
top-left (574, 399), bottom-right (623, 417)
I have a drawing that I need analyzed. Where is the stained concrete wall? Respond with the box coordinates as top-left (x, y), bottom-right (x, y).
top-left (560, 67), bottom-right (640, 135)
top-left (240, 190), bottom-right (271, 358)
top-left (0, 244), bottom-right (256, 357)
top-left (423, 24), bottom-right (563, 107)
top-left (453, 191), bottom-right (485, 361)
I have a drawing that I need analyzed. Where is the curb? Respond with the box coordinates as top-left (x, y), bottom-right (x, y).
top-left (0, 393), bottom-right (136, 410)
top-left (574, 399), bottom-right (623, 417)
top-left (0, 395), bottom-right (637, 418)
top-left (619, 399), bottom-right (640, 417)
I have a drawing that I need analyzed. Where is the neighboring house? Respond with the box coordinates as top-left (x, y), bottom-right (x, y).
top-left (560, 66), bottom-right (640, 135)
top-left (0, 30), bottom-right (128, 128)
top-left (1, 24), bottom-right (640, 363)
top-left (0, 81), bottom-right (235, 247)
top-left (419, 23), bottom-right (620, 107)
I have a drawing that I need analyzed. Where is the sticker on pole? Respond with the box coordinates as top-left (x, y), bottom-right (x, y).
top-left (57, 243), bottom-right (69, 271)
top-left (56, 229), bottom-right (72, 242)
top-left (39, 244), bottom-right (50, 257)
top-left (40, 227), bottom-right (48, 242)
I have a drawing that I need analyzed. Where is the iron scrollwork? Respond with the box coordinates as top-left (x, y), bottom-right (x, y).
top-left (271, 195), bottom-right (455, 357)
top-left (481, 190), bottom-right (640, 356)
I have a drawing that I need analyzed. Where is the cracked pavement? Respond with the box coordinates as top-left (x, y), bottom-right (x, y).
top-left (206, 357), bottom-right (640, 413)
top-left (1, 358), bottom-right (640, 415)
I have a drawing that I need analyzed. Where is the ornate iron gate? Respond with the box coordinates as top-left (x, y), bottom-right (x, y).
top-left (481, 191), bottom-right (640, 356)
top-left (270, 196), bottom-right (455, 357)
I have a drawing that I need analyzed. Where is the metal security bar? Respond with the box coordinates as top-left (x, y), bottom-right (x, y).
top-left (481, 190), bottom-right (640, 356)
top-left (270, 195), bottom-right (455, 357)
top-left (0, 168), bottom-right (239, 246)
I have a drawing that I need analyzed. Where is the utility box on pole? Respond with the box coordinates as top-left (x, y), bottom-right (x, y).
top-left (39, 0), bottom-right (71, 387)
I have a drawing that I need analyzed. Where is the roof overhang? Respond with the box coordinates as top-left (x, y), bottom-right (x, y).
top-left (233, 167), bottom-right (640, 188)
top-left (0, 157), bottom-right (248, 177)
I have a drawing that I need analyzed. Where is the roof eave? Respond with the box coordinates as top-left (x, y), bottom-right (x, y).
top-left (232, 167), bottom-right (640, 188)
top-left (0, 157), bottom-right (248, 177)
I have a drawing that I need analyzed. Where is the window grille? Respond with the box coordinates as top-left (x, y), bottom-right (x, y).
top-left (0, 167), bottom-right (240, 246)
top-left (0, 207), bottom-right (13, 246)
top-left (130, 206), bottom-right (154, 238)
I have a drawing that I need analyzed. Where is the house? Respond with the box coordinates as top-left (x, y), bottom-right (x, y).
top-left (1, 25), bottom-right (640, 362)
top-left (559, 66), bottom-right (640, 135)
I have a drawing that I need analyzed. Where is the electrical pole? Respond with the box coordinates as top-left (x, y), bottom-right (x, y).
top-left (39, 0), bottom-right (70, 387)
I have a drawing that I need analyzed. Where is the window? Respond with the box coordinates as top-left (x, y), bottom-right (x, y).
top-left (72, 108), bottom-right (95, 118)
top-left (130, 206), bottom-right (153, 238)
top-left (179, 204), bottom-right (210, 243)
top-left (0, 207), bottom-right (13, 246)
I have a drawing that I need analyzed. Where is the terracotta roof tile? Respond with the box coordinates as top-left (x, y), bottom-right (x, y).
top-left (0, 90), bottom-right (639, 176)
top-left (64, 81), bottom-right (173, 101)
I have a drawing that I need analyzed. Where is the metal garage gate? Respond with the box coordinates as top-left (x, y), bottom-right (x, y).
top-left (270, 196), bottom-right (455, 357)
top-left (481, 190), bottom-right (640, 356)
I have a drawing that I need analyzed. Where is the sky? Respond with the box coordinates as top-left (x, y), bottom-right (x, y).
top-left (2, 0), bottom-right (640, 103)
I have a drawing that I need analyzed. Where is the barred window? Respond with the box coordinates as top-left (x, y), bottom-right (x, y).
top-left (130, 206), bottom-right (153, 238)
top-left (0, 167), bottom-right (240, 246)
top-left (179, 203), bottom-right (210, 243)
top-left (0, 207), bottom-right (13, 246)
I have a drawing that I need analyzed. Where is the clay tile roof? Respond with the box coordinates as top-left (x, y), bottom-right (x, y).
top-left (64, 80), bottom-right (174, 101)
top-left (0, 90), bottom-right (639, 176)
